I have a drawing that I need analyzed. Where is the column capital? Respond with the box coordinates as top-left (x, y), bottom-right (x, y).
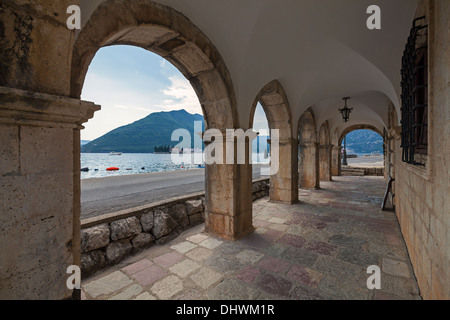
top-left (0, 87), bottom-right (100, 129)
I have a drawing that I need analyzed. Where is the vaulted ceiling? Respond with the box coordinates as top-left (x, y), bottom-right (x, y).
top-left (80, 0), bottom-right (418, 136)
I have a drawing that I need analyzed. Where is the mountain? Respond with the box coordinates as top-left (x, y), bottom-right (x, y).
top-left (343, 129), bottom-right (383, 155)
top-left (81, 110), bottom-right (204, 153)
top-left (80, 140), bottom-right (91, 146)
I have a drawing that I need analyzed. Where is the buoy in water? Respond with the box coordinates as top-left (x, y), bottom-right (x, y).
top-left (107, 167), bottom-right (119, 171)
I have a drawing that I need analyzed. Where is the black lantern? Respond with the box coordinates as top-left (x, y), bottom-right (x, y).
top-left (339, 97), bottom-right (353, 122)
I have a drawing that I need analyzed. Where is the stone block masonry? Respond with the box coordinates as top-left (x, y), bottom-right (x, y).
top-left (80, 179), bottom-right (270, 278)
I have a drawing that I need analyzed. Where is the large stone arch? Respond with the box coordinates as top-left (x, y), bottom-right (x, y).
top-left (71, 0), bottom-right (253, 243)
top-left (298, 108), bottom-right (320, 189)
top-left (319, 121), bottom-right (332, 181)
top-left (71, 0), bottom-right (237, 130)
top-left (250, 80), bottom-right (298, 204)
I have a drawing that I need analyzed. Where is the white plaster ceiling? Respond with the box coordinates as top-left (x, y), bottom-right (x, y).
top-left (80, 0), bottom-right (418, 136)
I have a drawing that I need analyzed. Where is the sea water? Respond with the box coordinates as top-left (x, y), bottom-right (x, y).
top-left (80, 153), bottom-right (269, 179)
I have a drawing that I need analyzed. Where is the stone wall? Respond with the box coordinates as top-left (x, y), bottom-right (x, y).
top-left (394, 0), bottom-right (449, 300)
top-left (80, 179), bottom-right (270, 278)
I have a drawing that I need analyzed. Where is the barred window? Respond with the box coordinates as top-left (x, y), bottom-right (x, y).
top-left (401, 17), bottom-right (428, 165)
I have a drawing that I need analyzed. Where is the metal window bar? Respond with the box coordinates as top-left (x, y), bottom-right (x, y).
top-left (401, 17), bottom-right (428, 165)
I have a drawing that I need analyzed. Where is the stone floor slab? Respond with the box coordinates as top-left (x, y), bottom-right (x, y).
top-left (207, 279), bottom-right (260, 300)
top-left (199, 238), bottom-right (224, 250)
top-left (187, 234), bottom-right (209, 244)
top-left (169, 259), bottom-right (201, 277)
top-left (257, 256), bottom-right (291, 273)
top-left (236, 249), bottom-right (265, 264)
top-left (108, 284), bottom-right (143, 300)
top-left (186, 247), bottom-right (214, 261)
top-left (122, 259), bottom-right (153, 275)
top-left (235, 266), bottom-right (262, 284)
top-left (170, 241), bottom-right (198, 254)
top-left (153, 251), bottom-right (184, 268)
top-left (382, 258), bottom-right (411, 278)
top-left (83, 271), bottom-right (132, 298)
top-left (286, 264), bottom-right (324, 288)
top-left (151, 275), bottom-right (184, 299)
top-left (190, 267), bottom-right (223, 289)
top-left (131, 265), bottom-right (167, 287)
top-left (256, 273), bottom-right (292, 298)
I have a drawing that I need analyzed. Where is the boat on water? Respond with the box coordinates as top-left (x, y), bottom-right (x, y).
top-left (109, 152), bottom-right (122, 155)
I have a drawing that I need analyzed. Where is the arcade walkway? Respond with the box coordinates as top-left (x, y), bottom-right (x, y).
top-left (81, 176), bottom-right (421, 300)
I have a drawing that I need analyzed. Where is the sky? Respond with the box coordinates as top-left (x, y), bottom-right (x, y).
top-left (81, 45), bottom-right (269, 141)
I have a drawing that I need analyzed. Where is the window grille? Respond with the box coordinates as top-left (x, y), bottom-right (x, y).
top-left (401, 16), bottom-right (428, 165)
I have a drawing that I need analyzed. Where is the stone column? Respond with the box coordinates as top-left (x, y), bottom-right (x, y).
top-left (331, 146), bottom-right (342, 176)
top-left (203, 132), bottom-right (254, 241)
top-left (268, 138), bottom-right (299, 204)
top-left (299, 142), bottom-right (320, 189)
top-left (319, 144), bottom-right (332, 181)
top-left (0, 87), bottom-right (99, 300)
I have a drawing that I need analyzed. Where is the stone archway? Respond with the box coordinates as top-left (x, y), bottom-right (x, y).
top-left (298, 108), bottom-right (320, 189)
top-left (319, 121), bottom-right (332, 181)
top-left (71, 0), bottom-right (253, 244)
top-left (250, 80), bottom-right (298, 204)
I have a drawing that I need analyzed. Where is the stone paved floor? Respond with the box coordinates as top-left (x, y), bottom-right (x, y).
top-left (81, 176), bottom-right (421, 300)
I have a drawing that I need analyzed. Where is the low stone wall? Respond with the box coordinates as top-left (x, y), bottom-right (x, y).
top-left (342, 166), bottom-right (384, 176)
top-left (80, 179), bottom-right (270, 278)
top-left (363, 167), bottom-right (384, 176)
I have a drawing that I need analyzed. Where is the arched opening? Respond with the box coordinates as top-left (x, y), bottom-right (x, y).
top-left (339, 126), bottom-right (385, 170)
top-left (71, 0), bottom-right (252, 247)
top-left (298, 108), bottom-right (320, 189)
top-left (249, 80), bottom-right (298, 204)
top-left (79, 45), bottom-right (204, 206)
top-left (251, 102), bottom-right (270, 165)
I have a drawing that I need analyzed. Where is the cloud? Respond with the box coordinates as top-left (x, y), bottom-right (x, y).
top-left (115, 104), bottom-right (156, 113)
top-left (156, 76), bottom-right (202, 114)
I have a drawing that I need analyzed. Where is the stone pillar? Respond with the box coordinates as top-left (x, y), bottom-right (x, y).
top-left (299, 142), bottom-right (320, 189)
top-left (269, 138), bottom-right (299, 204)
top-left (204, 132), bottom-right (254, 241)
top-left (319, 144), bottom-right (332, 181)
top-left (331, 146), bottom-right (342, 176)
top-left (0, 87), bottom-right (99, 300)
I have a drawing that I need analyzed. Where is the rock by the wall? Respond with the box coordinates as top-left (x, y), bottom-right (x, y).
top-left (140, 210), bottom-right (154, 232)
top-left (132, 233), bottom-right (154, 250)
top-left (185, 199), bottom-right (203, 215)
top-left (152, 210), bottom-right (178, 239)
top-left (169, 203), bottom-right (189, 228)
top-left (105, 240), bottom-right (133, 264)
top-left (110, 217), bottom-right (142, 241)
top-left (81, 250), bottom-right (107, 277)
top-left (81, 224), bottom-right (110, 253)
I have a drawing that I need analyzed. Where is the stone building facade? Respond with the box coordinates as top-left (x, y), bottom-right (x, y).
top-left (0, 0), bottom-right (448, 299)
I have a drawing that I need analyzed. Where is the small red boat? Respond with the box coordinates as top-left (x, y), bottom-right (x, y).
top-left (106, 167), bottom-right (119, 171)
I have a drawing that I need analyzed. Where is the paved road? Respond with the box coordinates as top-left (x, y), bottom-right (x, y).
top-left (347, 155), bottom-right (384, 167)
top-left (81, 165), bottom-right (269, 219)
